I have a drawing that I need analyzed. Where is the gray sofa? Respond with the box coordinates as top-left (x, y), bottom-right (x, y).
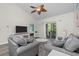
top-left (45, 43), bottom-right (79, 56)
top-left (44, 38), bottom-right (79, 56)
top-left (8, 36), bottom-right (40, 56)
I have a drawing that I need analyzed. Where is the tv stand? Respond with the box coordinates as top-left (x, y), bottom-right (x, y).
top-left (17, 32), bottom-right (34, 38)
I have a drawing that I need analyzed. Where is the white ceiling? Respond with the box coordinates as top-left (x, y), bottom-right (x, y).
top-left (17, 3), bottom-right (74, 20)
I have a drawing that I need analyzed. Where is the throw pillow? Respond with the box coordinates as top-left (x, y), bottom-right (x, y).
top-left (64, 34), bottom-right (79, 52)
top-left (12, 35), bottom-right (27, 46)
top-left (52, 37), bottom-right (68, 47)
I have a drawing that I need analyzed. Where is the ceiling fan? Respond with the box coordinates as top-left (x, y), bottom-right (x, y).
top-left (30, 5), bottom-right (47, 15)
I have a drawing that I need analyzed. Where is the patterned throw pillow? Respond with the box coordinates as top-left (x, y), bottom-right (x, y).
top-left (64, 34), bottom-right (79, 52)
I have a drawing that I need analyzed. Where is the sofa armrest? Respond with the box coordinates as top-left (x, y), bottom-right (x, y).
top-left (8, 38), bottom-right (19, 56)
top-left (17, 41), bottom-right (40, 55)
top-left (8, 38), bottom-right (19, 49)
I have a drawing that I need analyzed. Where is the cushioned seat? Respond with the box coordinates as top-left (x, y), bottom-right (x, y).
top-left (8, 34), bottom-right (40, 56)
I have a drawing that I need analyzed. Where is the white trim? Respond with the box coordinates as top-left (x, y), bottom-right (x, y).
top-left (0, 42), bottom-right (8, 45)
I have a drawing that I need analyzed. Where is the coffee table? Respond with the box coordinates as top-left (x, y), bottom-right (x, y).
top-left (36, 38), bottom-right (48, 43)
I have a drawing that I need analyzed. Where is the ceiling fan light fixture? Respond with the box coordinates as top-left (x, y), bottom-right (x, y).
top-left (30, 4), bottom-right (47, 15)
top-left (36, 8), bottom-right (41, 11)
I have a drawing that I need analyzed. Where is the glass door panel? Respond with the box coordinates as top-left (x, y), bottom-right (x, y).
top-left (46, 23), bottom-right (56, 39)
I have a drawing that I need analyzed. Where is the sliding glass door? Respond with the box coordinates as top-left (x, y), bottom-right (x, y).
top-left (46, 23), bottom-right (56, 39)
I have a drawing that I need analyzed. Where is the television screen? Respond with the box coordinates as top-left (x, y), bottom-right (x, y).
top-left (16, 26), bottom-right (27, 33)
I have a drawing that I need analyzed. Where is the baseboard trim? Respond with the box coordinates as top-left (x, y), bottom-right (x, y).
top-left (0, 42), bottom-right (8, 46)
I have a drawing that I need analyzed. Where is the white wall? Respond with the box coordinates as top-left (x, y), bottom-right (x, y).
top-left (0, 4), bottom-right (77, 45)
top-left (0, 4), bottom-right (35, 45)
top-left (37, 12), bottom-right (77, 38)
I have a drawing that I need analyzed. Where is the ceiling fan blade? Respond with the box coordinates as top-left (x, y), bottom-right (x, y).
top-left (42, 9), bottom-right (47, 12)
top-left (31, 10), bottom-right (36, 13)
top-left (38, 11), bottom-right (41, 15)
top-left (40, 5), bottom-right (44, 7)
top-left (30, 6), bottom-right (36, 8)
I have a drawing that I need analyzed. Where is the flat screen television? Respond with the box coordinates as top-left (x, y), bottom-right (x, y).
top-left (16, 26), bottom-right (27, 33)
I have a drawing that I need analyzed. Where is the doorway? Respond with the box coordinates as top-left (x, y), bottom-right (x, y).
top-left (46, 22), bottom-right (56, 39)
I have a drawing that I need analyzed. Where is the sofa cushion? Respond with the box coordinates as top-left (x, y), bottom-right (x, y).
top-left (52, 37), bottom-right (68, 47)
top-left (12, 35), bottom-right (27, 46)
top-left (64, 34), bottom-right (79, 52)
